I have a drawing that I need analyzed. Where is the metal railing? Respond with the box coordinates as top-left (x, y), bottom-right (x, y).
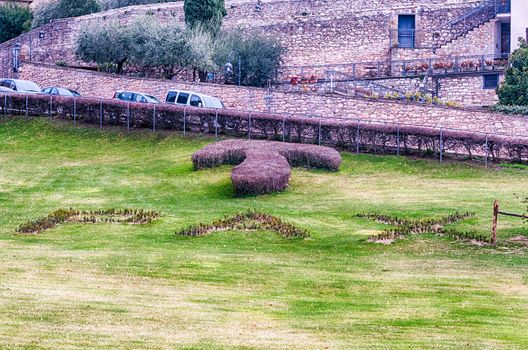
top-left (282, 54), bottom-right (508, 83)
top-left (390, 0), bottom-right (505, 51)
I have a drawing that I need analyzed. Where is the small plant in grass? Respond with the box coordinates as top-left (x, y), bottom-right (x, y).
top-left (358, 211), bottom-right (480, 244)
top-left (17, 208), bottom-right (160, 234)
top-left (176, 210), bottom-right (310, 238)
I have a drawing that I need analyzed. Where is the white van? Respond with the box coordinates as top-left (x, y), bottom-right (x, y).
top-left (165, 90), bottom-right (225, 109)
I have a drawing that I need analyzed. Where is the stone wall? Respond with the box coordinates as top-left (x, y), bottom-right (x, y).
top-left (435, 74), bottom-right (503, 107)
top-left (0, 0), bottom-right (484, 76)
top-left (17, 62), bottom-right (528, 136)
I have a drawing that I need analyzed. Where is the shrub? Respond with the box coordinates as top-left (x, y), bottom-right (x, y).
top-left (498, 38), bottom-right (528, 106)
top-left (2, 93), bottom-right (528, 164)
top-left (192, 139), bottom-right (342, 195)
top-left (193, 140), bottom-right (341, 195)
top-left (177, 210), bottom-right (309, 238)
top-left (492, 104), bottom-right (528, 116)
top-left (0, 4), bottom-right (32, 43)
top-left (32, 0), bottom-right (100, 28)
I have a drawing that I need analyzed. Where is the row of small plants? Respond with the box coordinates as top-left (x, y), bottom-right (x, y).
top-left (16, 208), bottom-right (160, 234)
top-left (358, 212), bottom-right (492, 243)
top-left (404, 59), bottom-right (508, 74)
top-left (176, 210), bottom-right (310, 239)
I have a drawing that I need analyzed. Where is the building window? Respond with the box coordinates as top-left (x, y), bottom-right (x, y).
top-left (483, 74), bottom-right (499, 89)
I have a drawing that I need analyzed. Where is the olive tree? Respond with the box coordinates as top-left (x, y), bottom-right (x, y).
top-left (214, 30), bottom-right (284, 87)
top-left (76, 20), bottom-right (132, 73)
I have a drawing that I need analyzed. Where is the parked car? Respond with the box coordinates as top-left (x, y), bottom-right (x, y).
top-left (42, 87), bottom-right (80, 97)
top-left (0, 86), bottom-right (14, 93)
top-left (165, 90), bottom-right (225, 109)
top-left (114, 90), bottom-right (161, 104)
top-left (0, 79), bottom-right (41, 93)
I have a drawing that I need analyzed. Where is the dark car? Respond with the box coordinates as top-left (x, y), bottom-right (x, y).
top-left (42, 87), bottom-right (81, 97)
top-left (114, 90), bottom-right (160, 104)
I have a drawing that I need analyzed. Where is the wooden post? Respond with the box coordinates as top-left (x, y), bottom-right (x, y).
top-left (492, 200), bottom-right (499, 245)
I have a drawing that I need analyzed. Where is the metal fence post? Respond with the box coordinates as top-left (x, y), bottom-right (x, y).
top-left (485, 133), bottom-right (489, 166)
top-left (248, 112), bottom-right (251, 140)
top-left (153, 104), bottom-right (156, 132)
top-left (127, 102), bottom-right (130, 131)
top-left (439, 128), bottom-right (443, 162)
top-left (99, 99), bottom-right (103, 129)
top-left (215, 110), bottom-right (218, 140)
top-left (318, 117), bottom-right (322, 146)
top-left (48, 95), bottom-right (52, 119)
top-left (25, 94), bottom-right (28, 119)
top-left (73, 97), bottom-right (76, 126)
top-left (397, 124), bottom-right (400, 156)
top-left (282, 116), bottom-right (286, 142)
top-left (3, 94), bottom-right (6, 116)
top-left (356, 119), bottom-right (360, 154)
top-left (183, 107), bottom-right (186, 136)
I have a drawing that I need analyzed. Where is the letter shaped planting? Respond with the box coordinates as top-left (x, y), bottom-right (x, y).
top-left (192, 140), bottom-right (342, 195)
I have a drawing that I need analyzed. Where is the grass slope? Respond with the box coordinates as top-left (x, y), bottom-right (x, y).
top-left (0, 118), bottom-right (527, 349)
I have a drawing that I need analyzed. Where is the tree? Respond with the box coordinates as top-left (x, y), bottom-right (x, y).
top-left (33, 0), bottom-right (100, 28)
top-left (498, 38), bottom-right (528, 106)
top-left (76, 21), bottom-right (132, 74)
top-left (128, 19), bottom-right (189, 79)
top-left (0, 4), bottom-right (32, 43)
top-left (214, 30), bottom-right (284, 87)
top-left (184, 0), bottom-right (226, 36)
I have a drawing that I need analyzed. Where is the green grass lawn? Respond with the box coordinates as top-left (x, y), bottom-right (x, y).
top-left (0, 118), bottom-right (527, 350)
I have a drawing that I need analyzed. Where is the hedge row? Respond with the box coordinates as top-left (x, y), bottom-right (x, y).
top-left (1, 93), bottom-right (528, 163)
top-left (193, 139), bottom-right (341, 195)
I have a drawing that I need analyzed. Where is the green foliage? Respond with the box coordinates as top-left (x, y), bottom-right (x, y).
top-left (214, 30), bottom-right (284, 87)
top-left (498, 38), bottom-right (528, 106)
top-left (184, 0), bottom-right (226, 36)
top-left (77, 17), bottom-right (217, 78)
top-left (492, 104), bottom-right (528, 115)
top-left (76, 20), bottom-right (132, 73)
top-left (0, 4), bottom-right (32, 43)
top-left (99, 0), bottom-right (176, 10)
top-left (32, 0), bottom-right (100, 28)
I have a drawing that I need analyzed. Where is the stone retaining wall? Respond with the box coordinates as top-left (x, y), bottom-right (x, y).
top-left (18, 62), bottom-right (528, 136)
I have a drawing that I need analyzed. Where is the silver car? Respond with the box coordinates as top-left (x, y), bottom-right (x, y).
top-left (0, 79), bottom-right (41, 93)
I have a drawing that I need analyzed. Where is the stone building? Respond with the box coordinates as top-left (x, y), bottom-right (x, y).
top-left (0, 0), bottom-right (527, 107)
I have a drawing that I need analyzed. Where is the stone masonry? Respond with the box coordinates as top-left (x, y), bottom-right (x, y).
top-left (18, 63), bottom-right (528, 137)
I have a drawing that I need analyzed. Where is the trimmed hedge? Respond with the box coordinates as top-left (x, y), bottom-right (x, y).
top-left (1, 92), bottom-right (527, 164)
top-left (193, 140), bottom-right (341, 195)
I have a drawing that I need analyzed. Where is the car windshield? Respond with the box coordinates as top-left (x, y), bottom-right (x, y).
top-left (203, 96), bottom-right (224, 109)
top-left (145, 95), bottom-right (160, 104)
top-left (16, 81), bottom-right (41, 92)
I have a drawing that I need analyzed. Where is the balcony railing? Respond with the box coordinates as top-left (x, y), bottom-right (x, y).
top-left (495, 0), bottom-right (510, 14)
top-left (281, 54), bottom-right (508, 82)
